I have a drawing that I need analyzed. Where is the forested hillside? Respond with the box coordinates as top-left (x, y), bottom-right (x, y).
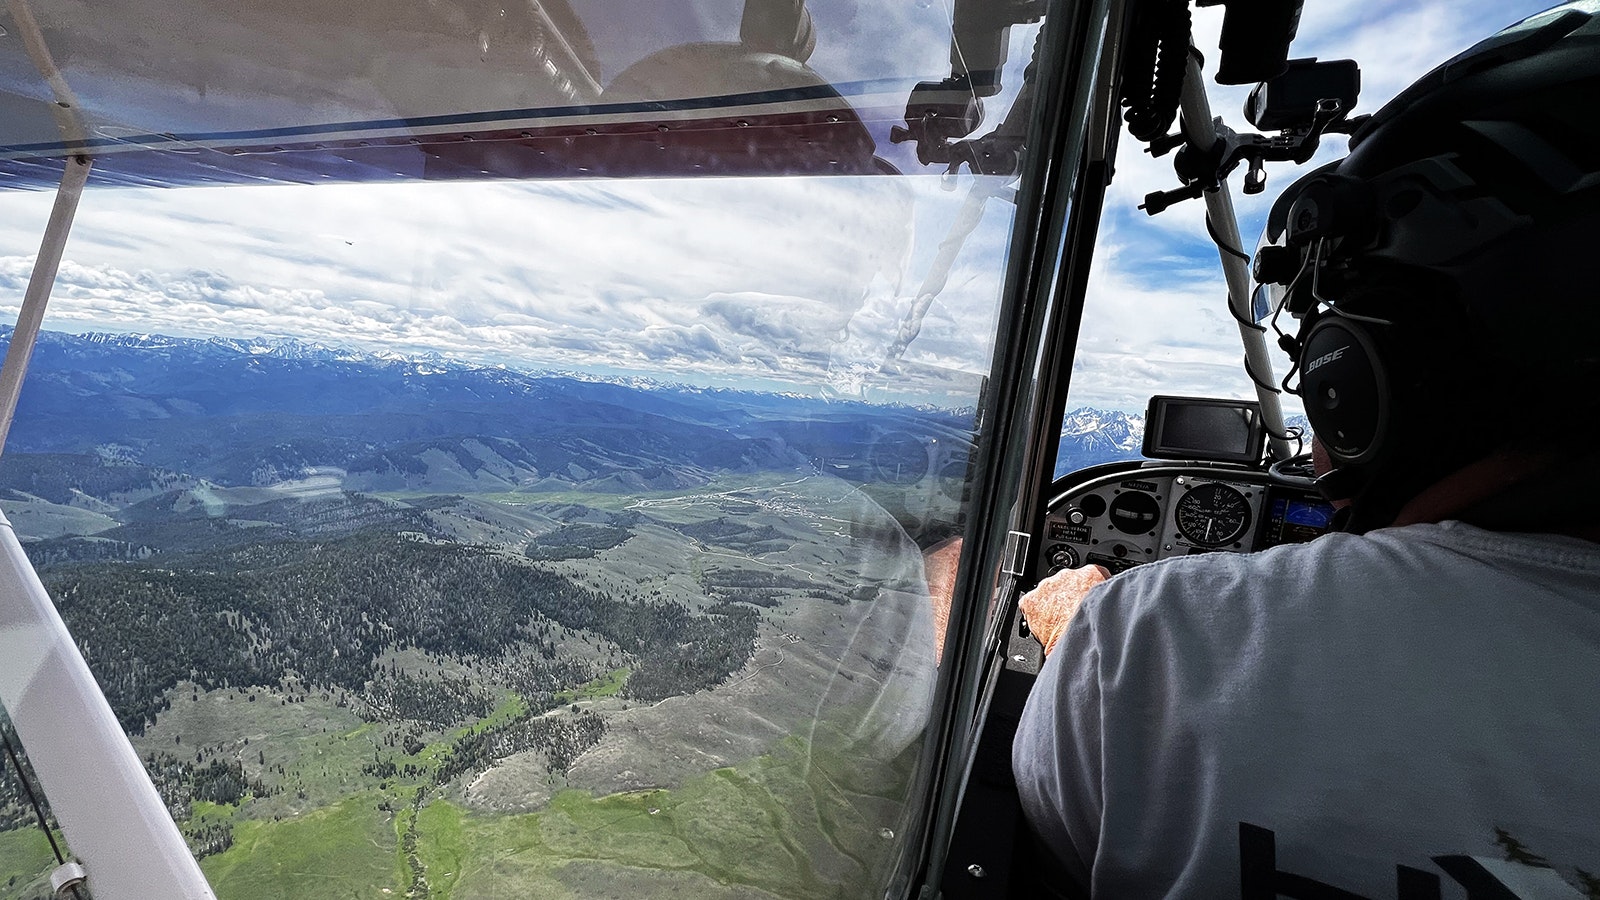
top-left (40, 530), bottom-right (758, 734)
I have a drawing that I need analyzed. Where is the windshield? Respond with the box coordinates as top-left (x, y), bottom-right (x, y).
top-left (0, 164), bottom-right (1020, 900)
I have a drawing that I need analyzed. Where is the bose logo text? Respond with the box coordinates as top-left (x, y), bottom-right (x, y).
top-left (1304, 345), bottom-right (1348, 374)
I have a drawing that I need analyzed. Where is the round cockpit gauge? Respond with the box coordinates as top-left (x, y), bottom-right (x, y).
top-left (1175, 483), bottom-right (1252, 547)
top-left (1107, 491), bottom-right (1161, 535)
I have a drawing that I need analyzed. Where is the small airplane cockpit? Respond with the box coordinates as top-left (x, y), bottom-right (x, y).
top-left (0, 0), bottom-right (1594, 898)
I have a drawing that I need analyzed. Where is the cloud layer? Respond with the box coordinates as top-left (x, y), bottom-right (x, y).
top-left (0, 0), bottom-right (1550, 413)
top-left (1, 174), bottom-right (1012, 405)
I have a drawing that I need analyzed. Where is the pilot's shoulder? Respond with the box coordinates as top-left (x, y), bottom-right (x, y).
top-left (1089, 530), bottom-right (1358, 600)
top-left (1080, 520), bottom-right (1599, 640)
top-left (1074, 526), bottom-right (1429, 634)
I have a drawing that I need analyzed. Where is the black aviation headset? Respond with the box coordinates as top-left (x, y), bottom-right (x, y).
top-left (1252, 1), bottom-right (1600, 532)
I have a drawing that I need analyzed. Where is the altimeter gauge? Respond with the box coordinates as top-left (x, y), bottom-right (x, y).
top-left (1175, 482), bottom-right (1252, 547)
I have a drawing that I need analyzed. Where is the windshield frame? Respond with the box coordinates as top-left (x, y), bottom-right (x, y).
top-left (903, 0), bottom-right (1125, 891)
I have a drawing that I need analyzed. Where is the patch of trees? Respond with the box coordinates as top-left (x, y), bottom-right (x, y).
top-left (487, 656), bottom-right (605, 710)
top-left (700, 568), bottom-right (816, 590)
top-left (621, 604), bottom-right (757, 702)
top-left (223, 492), bottom-right (436, 539)
top-left (400, 786), bottom-right (429, 898)
top-left (40, 529), bottom-right (757, 733)
top-left (704, 600), bottom-right (750, 618)
top-left (110, 491), bottom-right (440, 556)
top-left (357, 669), bottom-right (493, 730)
top-left (22, 491), bottom-right (446, 574)
top-left (53, 516), bottom-right (295, 562)
top-left (144, 751), bottom-right (272, 811)
top-left (523, 524), bottom-right (632, 561)
top-left (404, 494), bottom-right (466, 511)
top-left (673, 518), bottom-right (792, 552)
top-left (23, 536), bottom-right (156, 567)
top-left (698, 567), bottom-right (823, 608)
top-left (185, 821), bottom-right (235, 860)
top-left (706, 591), bottom-right (782, 608)
top-left (140, 751), bottom-right (271, 858)
top-left (432, 708), bottom-right (606, 785)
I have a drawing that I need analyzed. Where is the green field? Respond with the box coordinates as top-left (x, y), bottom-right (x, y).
top-left (556, 668), bottom-right (630, 704)
top-left (200, 792), bottom-right (397, 899)
top-left (2, 668), bottom-right (916, 899)
top-left (0, 729), bottom-right (915, 899)
top-left (0, 496), bottom-right (118, 541)
top-left (414, 733), bottom-right (913, 900)
top-left (0, 828), bottom-right (55, 899)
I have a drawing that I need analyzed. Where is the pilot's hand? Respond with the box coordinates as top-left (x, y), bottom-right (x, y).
top-left (1020, 565), bottom-right (1109, 657)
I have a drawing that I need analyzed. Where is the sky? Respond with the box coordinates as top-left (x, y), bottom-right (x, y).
top-left (0, 0), bottom-right (1560, 410)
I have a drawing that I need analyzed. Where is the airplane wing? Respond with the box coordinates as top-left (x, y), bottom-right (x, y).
top-left (0, 0), bottom-right (930, 188)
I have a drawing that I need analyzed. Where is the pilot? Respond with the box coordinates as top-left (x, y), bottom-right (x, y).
top-left (1011, 5), bottom-right (1600, 897)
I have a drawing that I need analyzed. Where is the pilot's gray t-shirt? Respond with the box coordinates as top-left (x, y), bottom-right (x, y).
top-left (1012, 521), bottom-right (1600, 898)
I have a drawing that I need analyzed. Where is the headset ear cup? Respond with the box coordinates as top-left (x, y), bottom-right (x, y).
top-left (1297, 316), bottom-right (1389, 466)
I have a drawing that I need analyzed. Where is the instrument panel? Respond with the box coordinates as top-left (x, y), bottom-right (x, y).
top-left (1037, 463), bottom-right (1337, 580)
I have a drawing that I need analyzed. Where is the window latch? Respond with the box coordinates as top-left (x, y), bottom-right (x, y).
top-left (1001, 530), bottom-right (1031, 578)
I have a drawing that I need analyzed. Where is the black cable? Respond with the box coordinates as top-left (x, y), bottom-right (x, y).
top-left (1205, 212), bottom-right (1251, 263)
top-left (1243, 354), bottom-right (1280, 394)
top-left (1280, 362), bottom-right (1302, 397)
top-left (1, 725), bottom-right (66, 865)
top-left (1120, 0), bottom-right (1190, 142)
top-left (1264, 423), bottom-right (1306, 457)
top-left (1226, 292), bottom-right (1267, 332)
top-left (1204, 214), bottom-right (1268, 334)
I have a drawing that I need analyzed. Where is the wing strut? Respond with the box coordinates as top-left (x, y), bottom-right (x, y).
top-left (0, 155), bottom-right (89, 452)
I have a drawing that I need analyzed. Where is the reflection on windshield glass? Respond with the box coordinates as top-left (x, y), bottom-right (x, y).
top-left (0, 173), bottom-right (1013, 898)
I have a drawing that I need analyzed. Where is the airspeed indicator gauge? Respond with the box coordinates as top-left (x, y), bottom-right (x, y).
top-left (1175, 483), bottom-right (1251, 547)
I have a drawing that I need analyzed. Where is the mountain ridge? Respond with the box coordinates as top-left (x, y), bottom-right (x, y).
top-left (0, 328), bottom-right (977, 500)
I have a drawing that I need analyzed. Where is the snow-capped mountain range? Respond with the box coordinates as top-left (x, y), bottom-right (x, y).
top-left (1055, 407), bottom-right (1145, 477)
top-left (1054, 406), bottom-right (1313, 478)
top-left (1, 328), bottom-right (1297, 492)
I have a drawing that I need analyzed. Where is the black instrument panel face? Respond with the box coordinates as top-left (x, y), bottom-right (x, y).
top-left (1038, 466), bottom-right (1336, 580)
top-left (1174, 482), bottom-right (1252, 547)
